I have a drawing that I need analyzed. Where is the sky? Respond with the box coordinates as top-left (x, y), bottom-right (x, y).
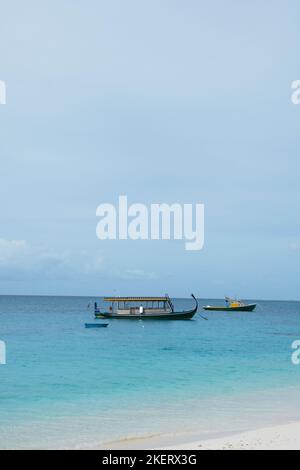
top-left (0, 0), bottom-right (300, 299)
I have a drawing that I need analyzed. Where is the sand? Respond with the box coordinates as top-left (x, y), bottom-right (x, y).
top-left (99, 421), bottom-right (300, 450)
top-left (162, 422), bottom-right (300, 450)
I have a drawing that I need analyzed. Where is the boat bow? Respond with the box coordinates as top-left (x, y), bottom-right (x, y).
top-left (190, 293), bottom-right (198, 313)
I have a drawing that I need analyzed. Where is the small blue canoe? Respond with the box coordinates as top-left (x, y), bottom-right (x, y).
top-left (85, 323), bottom-right (109, 328)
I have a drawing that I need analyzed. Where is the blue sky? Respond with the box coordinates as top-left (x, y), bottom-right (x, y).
top-left (0, 0), bottom-right (300, 299)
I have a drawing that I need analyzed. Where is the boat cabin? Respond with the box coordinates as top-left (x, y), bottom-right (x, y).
top-left (103, 296), bottom-right (174, 316)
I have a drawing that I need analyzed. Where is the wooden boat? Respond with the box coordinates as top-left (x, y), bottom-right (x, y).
top-left (94, 294), bottom-right (198, 320)
top-left (203, 298), bottom-right (256, 312)
top-left (85, 323), bottom-right (109, 328)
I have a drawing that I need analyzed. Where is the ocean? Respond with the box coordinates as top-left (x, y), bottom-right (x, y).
top-left (0, 296), bottom-right (300, 449)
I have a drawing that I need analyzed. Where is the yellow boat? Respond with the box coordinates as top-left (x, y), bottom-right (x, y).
top-left (203, 297), bottom-right (256, 312)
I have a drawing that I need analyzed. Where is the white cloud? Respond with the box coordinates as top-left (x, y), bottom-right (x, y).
top-left (0, 239), bottom-right (28, 264)
top-left (0, 239), bottom-right (157, 282)
top-left (0, 239), bottom-right (104, 281)
top-left (114, 268), bottom-right (157, 280)
top-left (290, 242), bottom-right (300, 252)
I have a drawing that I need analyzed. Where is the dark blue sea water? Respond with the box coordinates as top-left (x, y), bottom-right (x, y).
top-left (0, 296), bottom-right (300, 449)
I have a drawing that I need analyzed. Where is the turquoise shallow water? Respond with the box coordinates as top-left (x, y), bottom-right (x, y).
top-left (0, 296), bottom-right (300, 449)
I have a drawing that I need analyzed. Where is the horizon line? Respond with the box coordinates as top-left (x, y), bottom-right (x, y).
top-left (0, 294), bottom-right (299, 303)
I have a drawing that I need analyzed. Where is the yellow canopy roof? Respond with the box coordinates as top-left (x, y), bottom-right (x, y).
top-left (104, 296), bottom-right (169, 302)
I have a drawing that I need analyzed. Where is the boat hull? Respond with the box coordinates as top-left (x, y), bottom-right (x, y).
top-left (203, 304), bottom-right (256, 312)
top-left (94, 294), bottom-right (198, 320)
top-left (85, 323), bottom-right (109, 328)
top-left (95, 309), bottom-right (197, 320)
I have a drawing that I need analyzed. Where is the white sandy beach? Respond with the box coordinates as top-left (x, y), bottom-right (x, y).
top-left (163, 422), bottom-right (300, 450)
top-left (98, 421), bottom-right (300, 451)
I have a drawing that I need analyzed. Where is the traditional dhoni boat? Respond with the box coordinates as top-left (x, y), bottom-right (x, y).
top-left (203, 297), bottom-right (256, 312)
top-left (94, 294), bottom-right (198, 320)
